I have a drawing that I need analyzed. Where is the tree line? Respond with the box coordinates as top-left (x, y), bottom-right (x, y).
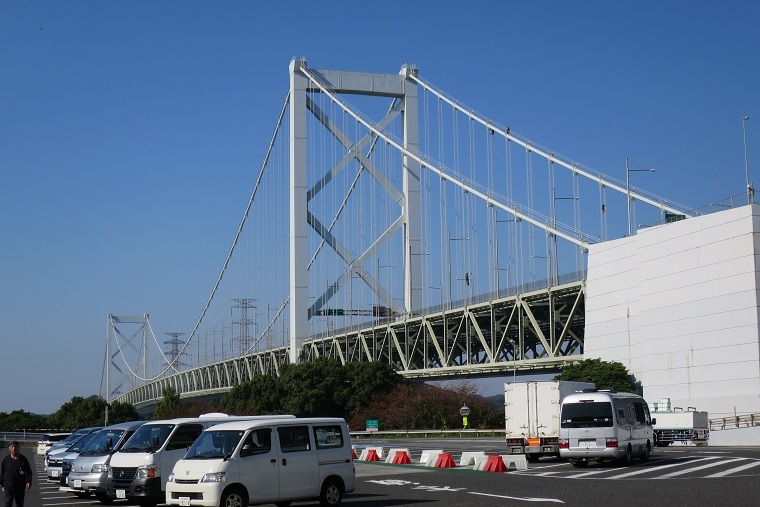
top-left (0, 358), bottom-right (636, 432)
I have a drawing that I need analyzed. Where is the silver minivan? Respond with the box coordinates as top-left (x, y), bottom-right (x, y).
top-left (66, 420), bottom-right (147, 503)
top-left (559, 389), bottom-right (655, 467)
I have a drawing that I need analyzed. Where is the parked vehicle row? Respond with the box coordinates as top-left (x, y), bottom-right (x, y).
top-left (43, 413), bottom-right (355, 507)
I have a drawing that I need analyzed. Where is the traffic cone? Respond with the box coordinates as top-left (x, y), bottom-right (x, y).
top-left (352, 447), bottom-right (358, 460)
top-left (434, 453), bottom-right (456, 468)
top-left (483, 455), bottom-right (508, 472)
top-left (392, 450), bottom-right (411, 464)
top-left (364, 449), bottom-right (380, 462)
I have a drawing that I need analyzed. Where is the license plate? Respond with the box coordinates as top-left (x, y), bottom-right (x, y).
top-left (52, 470), bottom-right (60, 478)
top-left (580, 439), bottom-right (596, 448)
top-left (179, 497), bottom-right (191, 506)
top-left (116, 490), bottom-right (126, 499)
top-left (73, 480), bottom-right (82, 489)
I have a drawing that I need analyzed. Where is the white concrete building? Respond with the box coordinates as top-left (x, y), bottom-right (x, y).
top-left (585, 204), bottom-right (760, 418)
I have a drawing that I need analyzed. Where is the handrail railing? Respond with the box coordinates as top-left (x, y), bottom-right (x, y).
top-left (709, 413), bottom-right (760, 431)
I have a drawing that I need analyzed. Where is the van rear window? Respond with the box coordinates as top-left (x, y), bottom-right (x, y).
top-left (561, 402), bottom-right (614, 428)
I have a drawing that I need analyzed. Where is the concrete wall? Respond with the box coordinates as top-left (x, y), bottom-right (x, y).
top-left (585, 205), bottom-right (760, 419)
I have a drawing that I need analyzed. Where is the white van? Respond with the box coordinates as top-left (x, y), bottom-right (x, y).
top-left (165, 417), bottom-right (355, 507)
top-left (559, 390), bottom-right (655, 467)
top-left (66, 420), bottom-right (147, 503)
top-left (107, 413), bottom-right (294, 507)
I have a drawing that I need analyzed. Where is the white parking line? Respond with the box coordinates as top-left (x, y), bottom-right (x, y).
top-left (567, 467), bottom-right (626, 479)
top-left (705, 460), bottom-right (760, 478)
top-left (654, 457), bottom-right (746, 478)
top-left (470, 491), bottom-right (565, 503)
top-left (609, 457), bottom-right (719, 479)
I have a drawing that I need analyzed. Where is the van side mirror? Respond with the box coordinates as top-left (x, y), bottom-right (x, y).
top-left (240, 445), bottom-right (252, 457)
top-left (651, 418), bottom-right (657, 426)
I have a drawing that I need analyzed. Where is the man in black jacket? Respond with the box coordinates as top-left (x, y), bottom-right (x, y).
top-left (0, 441), bottom-right (32, 507)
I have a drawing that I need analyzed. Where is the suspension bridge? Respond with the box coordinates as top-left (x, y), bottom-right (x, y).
top-left (103, 59), bottom-right (716, 412)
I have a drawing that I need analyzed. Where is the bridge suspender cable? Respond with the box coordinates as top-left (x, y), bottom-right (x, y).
top-left (127, 91), bottom-right (293, 382)
top-left (298, 65), bottom-right (594, 250)
top-left (407, 73), bottom-right (694, 219)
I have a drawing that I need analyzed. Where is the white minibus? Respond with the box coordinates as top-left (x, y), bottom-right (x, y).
top-left (165, 417), bottom-right (355, 507)
top-left (107, 413), bottom-right (294, 507)
top-left (559, 389), bottom-right (655, 467)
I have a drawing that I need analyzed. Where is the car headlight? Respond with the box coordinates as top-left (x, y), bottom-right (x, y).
top-left (135, 464), bottom-right (158, 479)
top-left (92, 464), bottom-right (108, 473)
top-left (167, 473), bottom-right (175, 483)
top-left (201, 473), bottom-right (226, 483)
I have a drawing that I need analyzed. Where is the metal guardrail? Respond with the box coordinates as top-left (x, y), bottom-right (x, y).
top-left (709, 413), bottom-right (760, 431)
top-left (350, 429), bottom-right (506, 438)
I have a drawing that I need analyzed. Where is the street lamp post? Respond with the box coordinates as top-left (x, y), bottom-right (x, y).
top-left (743, 116), bottom-right (752, 204)
top-left (447, 230), bottom-right (469, 307)
top-left (626, 157), bottom-right (656, 236)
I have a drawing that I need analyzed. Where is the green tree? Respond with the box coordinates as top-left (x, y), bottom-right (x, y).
top-left (349, 381), bottom-right (502, 431)
top-left (554, 358), bottom-right (636, 392)
top-left (153, 387), bottom-right (183, 419)
top-left (339, 361), bottom-right (406, 417)
top-left (277, 358), bottom-right (347, 417)
top-left (49, 396), bottom-right (107, 428)
top-left (107, 401), bottom-right (140, 424)
top-left (0, 410), bottom-right (48, 431)
top-left (219, 375), bottom-right (279, 415)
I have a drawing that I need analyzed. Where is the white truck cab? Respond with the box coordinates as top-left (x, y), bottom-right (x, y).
top-left (165, 417), bottom-right (355, 507)
top-left (107, 413), bottom-right (294, 507)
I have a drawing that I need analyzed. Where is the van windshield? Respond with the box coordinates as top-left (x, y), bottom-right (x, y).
top-left (185, 430), bottom-right (245, 459)
top-left (120, 424), bottom-right (174, 452)
top-left (561, 402), bottom-right (614, 428)
top-left (80, 430), bottom-right (125, 456)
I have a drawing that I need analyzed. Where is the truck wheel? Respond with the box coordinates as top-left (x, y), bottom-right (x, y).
top-left (526, 454), bottom-right (540, 463)
top-left (319, 478), bottom-right (343, 506)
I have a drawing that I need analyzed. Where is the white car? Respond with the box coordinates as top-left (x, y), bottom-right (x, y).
top-left (37, 433), bottom-right (71, 455)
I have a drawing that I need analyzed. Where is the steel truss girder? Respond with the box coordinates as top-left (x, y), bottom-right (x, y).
top-left (115, 281), bottom-right (585, 409)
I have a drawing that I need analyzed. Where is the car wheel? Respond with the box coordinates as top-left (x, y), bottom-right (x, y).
top-left (571, 460), bottom-right (589, 468)
top-left (621, 445), bottom-right (633, 466)
top-left (95, 493), bottom-right (114, 505)
top-left (641, 442), bottom-right (651, 462)
top-left (221, 487), bottom-right (247, 507)
top-left (319, 478), bottom-right (343, 506)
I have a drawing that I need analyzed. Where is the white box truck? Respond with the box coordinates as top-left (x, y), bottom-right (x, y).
top-left (505, 380), bottom-right (594, 461)
top-left (650, 398), bottom-right (708, 446)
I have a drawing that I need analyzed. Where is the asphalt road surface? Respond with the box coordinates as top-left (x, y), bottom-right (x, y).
top-left (6, 439), bottom-right (760, 507)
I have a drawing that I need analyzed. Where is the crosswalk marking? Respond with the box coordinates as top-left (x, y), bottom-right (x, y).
top-left (705, 460), bottom-right (760, 478)
top-left (608, 457), bottom-right (719, 479)
top-left (654, 457), bottom-right (746, 478)
top-left (567, 467), bottom-right (627, 478)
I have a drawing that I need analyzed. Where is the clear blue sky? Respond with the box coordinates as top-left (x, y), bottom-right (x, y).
top-left (1, 1), bottom-right (758, 414)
